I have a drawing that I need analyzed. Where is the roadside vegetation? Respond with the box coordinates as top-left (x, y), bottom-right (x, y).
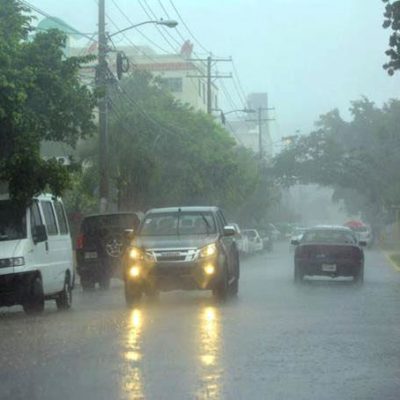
top-left (0, 0), bottom-right (96, 206)
top-left (273, 98), bottom-right (400, 233)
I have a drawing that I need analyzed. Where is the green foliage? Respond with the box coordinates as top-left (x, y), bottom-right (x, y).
top-left (382, 0), bottom-right (400, 75)
top-left (73, 70), bottom-right (276, 221)
top-left (273, 97), bottom-right (400, 224)
top-left (0, 0), bottom-right (96, 205)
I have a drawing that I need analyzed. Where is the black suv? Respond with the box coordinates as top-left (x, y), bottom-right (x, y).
top-left (76, 212), bottom-right (142, 290)
top-left (122, 206), bottom-right (240, 305)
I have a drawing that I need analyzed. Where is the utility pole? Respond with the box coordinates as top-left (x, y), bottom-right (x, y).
top-left (188, 56), bottom-right (231, 114)
top-left (98, 0), bottom-right (109, 213)
top-left (206, 56), bottom-right (212, 114)
top-left (247, 106), bottom-right (275, 160)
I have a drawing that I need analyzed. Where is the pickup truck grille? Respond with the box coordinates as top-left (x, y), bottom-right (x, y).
top-left (152, 248), bottom-right (198, 262)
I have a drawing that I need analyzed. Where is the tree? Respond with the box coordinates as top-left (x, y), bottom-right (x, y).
top-left (0, 0), bottom-right (96, 205)
top-left (273, 97), bottom-right (400, 227)
top-left (382, 0), bottom-right (400, 75)
top-left (71, 70), bottom-right (277, 222)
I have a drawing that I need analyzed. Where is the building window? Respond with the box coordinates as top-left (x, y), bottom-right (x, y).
top-left (161, 77), bottom-right (183, 93)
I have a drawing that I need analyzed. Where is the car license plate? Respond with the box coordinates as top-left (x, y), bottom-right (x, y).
top-left (84, 251), bottom-right (98, 259)
top-left (322, 264), bottom-right (336, 272)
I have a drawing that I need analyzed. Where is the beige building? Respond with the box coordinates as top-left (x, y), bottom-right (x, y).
top-left (72, 40), bottom-right (218, 113)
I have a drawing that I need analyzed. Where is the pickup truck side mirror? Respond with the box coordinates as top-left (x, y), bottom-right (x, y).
top-left (32, 224), bottom-right (48, 244)
top-left (291, 239), bottom-right (300, 246)
top-left (358, 240), bottom-right (367, 247)
top-left (223, 225), bottom-right (236, 237)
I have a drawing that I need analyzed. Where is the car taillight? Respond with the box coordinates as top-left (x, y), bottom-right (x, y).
top-left (76, 234), bottom-right (85, 250)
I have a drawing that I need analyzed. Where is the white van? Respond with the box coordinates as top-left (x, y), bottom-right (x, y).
top-left (0, 193), bottom-right (74, 314)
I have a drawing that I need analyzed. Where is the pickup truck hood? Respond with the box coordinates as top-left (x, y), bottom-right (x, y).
top-left (134, 234), bottom-right (219, 250)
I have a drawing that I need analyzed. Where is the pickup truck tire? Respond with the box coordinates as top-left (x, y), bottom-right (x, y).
top-left (23, 276), bottom-right (45, 315)
top-left (125, 282), bottom-right (142, 307)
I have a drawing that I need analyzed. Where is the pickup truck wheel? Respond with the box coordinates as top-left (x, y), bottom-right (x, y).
top-left (294, 265), bottom-right (304, 284)
top-left (56, 275), bottom-right (72, 310)
top-left (23, 276), bottom-right (45, 315)
top-left (125, 282), bottom-right (142, 307)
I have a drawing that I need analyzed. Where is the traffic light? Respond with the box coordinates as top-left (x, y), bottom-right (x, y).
top-left (116, 52), bottom-right (130, 80)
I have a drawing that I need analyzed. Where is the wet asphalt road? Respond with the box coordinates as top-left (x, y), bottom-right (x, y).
top-left (1, 243), bottom-right (400, 400)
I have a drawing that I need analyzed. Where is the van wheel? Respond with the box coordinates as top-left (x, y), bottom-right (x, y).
top-left (23, 276), bottom-right (45, 315)
top-left (56, 275), bottom-right (72, 310)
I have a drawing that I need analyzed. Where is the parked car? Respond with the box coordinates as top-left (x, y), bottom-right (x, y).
top-left (292, 225), bottom-right (365, 284)
top-left (258, 228), bottom-right (273, 252)
top-left (0, 193), bottom-right (74, 313)
top-left (122, 206), bottom-right (240, 305)
top-left (289, 227), bottom-right (307, 251)
top-left (242, 229), bottom-right (264, 253)
top-left (230, 223), bottom-right (250, 256)
top-left (344, 221), bottom-right (373, 248)
top-left (266, 223), bottom-right (281, 241)
top-left (76, 212), bottom-right (142, 290)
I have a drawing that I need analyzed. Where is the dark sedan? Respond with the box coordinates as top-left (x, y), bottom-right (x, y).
top-left (291, 226), bottom-right (365, 284)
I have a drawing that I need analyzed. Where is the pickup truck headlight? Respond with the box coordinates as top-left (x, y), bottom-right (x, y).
top-left (129, 247), bottom-right (154, 262)
top-left (129, 247), bottom-right (144, 260)
top-left (199, 243), bottom-right (217, 258)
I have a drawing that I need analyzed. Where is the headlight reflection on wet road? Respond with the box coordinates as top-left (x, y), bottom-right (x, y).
top-left (122, 308), bottom-right (145, 399)
top-left (197, 306), bottom-right (222, 399)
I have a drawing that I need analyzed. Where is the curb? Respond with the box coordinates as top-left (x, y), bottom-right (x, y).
top-left (382, 250), bottom-right (400, 272)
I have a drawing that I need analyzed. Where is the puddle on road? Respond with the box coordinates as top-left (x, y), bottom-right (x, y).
top-left (122, 308), bottom-right (145, 399)
top-left (196, 306), bottom-right (223, 400)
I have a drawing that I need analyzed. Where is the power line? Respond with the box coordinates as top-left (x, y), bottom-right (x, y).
top-left (141, 0), bottom-right (182, 48)
top-left (231, 59), bottom-right (248, 104)
top-left (18, 0), bottom-right (96, 42)
top-left (137, 0), bottom-right (179, 53)
top-left (110, 0), bottom-right (173, 55)
top-left (168, 0), bottom-right (210, 54)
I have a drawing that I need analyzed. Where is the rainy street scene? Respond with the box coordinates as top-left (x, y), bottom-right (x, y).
top-left (2, 0), bottom-right (400, 399)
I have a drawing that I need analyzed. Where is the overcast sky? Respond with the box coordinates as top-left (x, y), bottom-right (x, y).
top-left (29, 0), bottom-right (399, 142)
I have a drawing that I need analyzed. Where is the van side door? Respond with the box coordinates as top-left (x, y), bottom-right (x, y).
top-left (53, 200), bottom-right (73, 288)
top-left (29, 201), bottom-right (53, 292)
top-left (40, 200), bottom-right (61, 293)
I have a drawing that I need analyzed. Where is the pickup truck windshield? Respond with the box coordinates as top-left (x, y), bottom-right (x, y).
top-left (140, 212), bottom-right (216, 236)
top-left (0, 200), bottom-right (27, 241)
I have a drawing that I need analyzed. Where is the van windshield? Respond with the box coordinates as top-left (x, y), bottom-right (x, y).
top-left (0, 200), bottom-right (27, 241)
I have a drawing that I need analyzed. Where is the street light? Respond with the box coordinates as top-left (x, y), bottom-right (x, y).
top-left (212, 108), bottom-right (256, 124)
top-left (109, 19), bottom-right (178, 38)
